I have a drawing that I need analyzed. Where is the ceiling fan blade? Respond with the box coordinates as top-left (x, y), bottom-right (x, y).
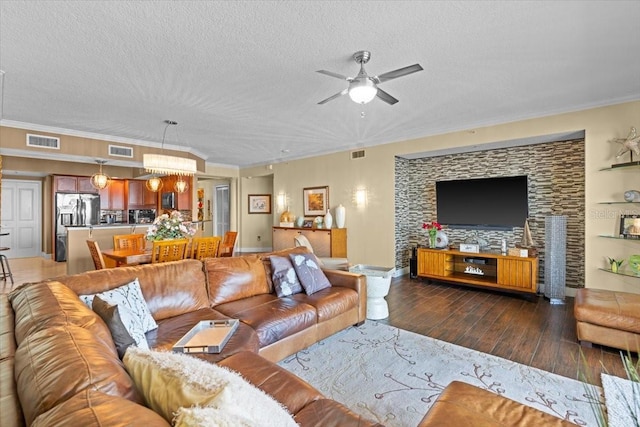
top-left (376, 64), bottom-right (423, 83)
top-left (316, 70), bottom-right (349, 80)
top-left (376, 88), bottom-right (399, 105)
top-left (318, 89), bottom-right (348, 105)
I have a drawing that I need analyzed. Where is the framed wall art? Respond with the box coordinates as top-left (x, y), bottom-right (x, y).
top-left (619, 214), bottom-right (640, 238)
top-left (248, 194), bottom-right (272, 214)
top-left (303, 186), bottom-right (329, 216)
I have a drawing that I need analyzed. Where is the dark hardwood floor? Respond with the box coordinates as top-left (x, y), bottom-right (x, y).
top-left (378, 275), bottom-right (630, 387)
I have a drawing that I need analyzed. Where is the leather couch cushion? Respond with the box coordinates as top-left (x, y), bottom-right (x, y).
top-left (574, 288), bottom-right (640, 333)
top-left (15, 325), bottom-right (142, 425)
top-left (9, 281), bottom-right (111, 346)
top-left (294, 399), bottom-right (385, 427)
top-left (218, 351), bottom-right (324, 415)
top-left (292, 287), bottom-right (359, 322)
top-left (418, 381), bottom-right (576, 427)
top-left (146, 307), bottom-right (260, 364)
top-left (54, 259), bottom-right (209, 321)
top-left (31, 389), bottom-right (169, 427)
top-left (204, 256), bottom-right (271, 305)
top-left (215, 295), bottom-right (317, 347)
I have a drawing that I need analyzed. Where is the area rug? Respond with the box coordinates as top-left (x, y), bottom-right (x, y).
top-left (602, 373), bottom-right (640, 427)
top-left (279, 321), bottom-right (604, 426)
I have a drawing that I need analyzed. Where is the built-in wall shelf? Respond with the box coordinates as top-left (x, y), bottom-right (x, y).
top-left (598, 268), bottom-right (640, 279)
top-left (598, 234), bottom-right (640, 240)
top-left (599, 162), bottom-right (640, 171)
top-left (597, 201), bottom-right (640, 205)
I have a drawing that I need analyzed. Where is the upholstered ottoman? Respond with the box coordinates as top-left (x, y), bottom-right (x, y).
top-left (574, 288), bottom-right (640, 352)
top-left (418, 381), bottom-right (576, 426)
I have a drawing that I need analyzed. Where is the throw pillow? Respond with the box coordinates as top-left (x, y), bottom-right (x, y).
top-left (92, 296), bottom-right (138, 358)
top-left (123, 347), bottom-right (297, 426)
top-left (269, 255), bottom-right (303, 297)
top-left (174, 405), bottom-right (273, 427)
top-left (289, 253), bottom-right (331, 295)
top-left (80, 278), bottom-right (158, 333)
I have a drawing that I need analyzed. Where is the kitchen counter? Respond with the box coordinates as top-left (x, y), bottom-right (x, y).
top-left (66, 225), bottom-right (153, 274)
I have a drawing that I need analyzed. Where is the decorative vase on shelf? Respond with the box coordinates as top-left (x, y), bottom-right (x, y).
top-left (335, 204), bottom-right (346, 228)
top-left (429, 231), bottom-right (437, 248)
top-left (324, 210), bottom-right (333, 228)
top-left (295, 216), bottom-right (304, 228)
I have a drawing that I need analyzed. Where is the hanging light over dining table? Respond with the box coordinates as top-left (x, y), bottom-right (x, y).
top-left (143, 120), bottom-right (197, 193)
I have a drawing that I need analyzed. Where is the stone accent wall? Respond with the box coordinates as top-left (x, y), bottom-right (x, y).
top-left (395, 139), bottom-right (585, 288)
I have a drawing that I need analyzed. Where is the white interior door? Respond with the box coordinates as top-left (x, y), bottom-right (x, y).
top-left (215, 184), bottom-right (230, 236)
top-left (1, 179), bottom-right (42, 258)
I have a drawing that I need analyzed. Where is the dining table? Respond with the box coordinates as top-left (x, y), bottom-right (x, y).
top-left (101, 248), bottom-right (152, 267)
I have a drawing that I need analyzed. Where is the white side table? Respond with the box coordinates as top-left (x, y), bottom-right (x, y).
top-left (349, 265), bottom-right (395, 320)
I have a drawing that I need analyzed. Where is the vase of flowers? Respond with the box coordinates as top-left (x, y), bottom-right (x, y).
top-left (147, 211), bottom-right (197, 241)
top-left (423, 221), bottom-right (442, 248)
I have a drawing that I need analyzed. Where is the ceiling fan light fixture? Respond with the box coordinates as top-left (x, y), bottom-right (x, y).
top-left (348, 78), bottom-right (377, 104)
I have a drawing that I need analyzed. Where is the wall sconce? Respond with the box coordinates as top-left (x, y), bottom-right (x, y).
top-left (355, 188), bottom-right (367, 208)
top-left (276, 193), bottom-right (288, 212)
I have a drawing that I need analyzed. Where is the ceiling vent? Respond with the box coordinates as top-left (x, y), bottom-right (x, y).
top-left (108, 144), bottom-right (133, 158)
top-left (351, 149), bottom-right (365, 160)
top-left (26, 133), bottom-right (60, 149)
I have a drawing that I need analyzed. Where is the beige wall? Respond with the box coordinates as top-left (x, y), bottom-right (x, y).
top-left (0, 126), bottom-right (205, 173)
top-left (257, 101), bottom-right (640, 292)
top-left (2, 101), bottom-right (639, 292)
top-left (240, 175), bottom-right (274, 251)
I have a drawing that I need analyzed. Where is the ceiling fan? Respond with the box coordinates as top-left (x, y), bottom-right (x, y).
top-left (317, 50), bottom-right (423, 105)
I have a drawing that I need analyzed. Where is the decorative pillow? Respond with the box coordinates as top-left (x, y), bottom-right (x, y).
top-left (123, 347), bottom-right (297, 426)
top-left (269, 255), bottom-right (303, 297)
top-left (289, 253), bottom-right (332, 295)
top-left (92, 296), bottom-right (137, 358)
top-left (174, 405), bottom-right (275, 427)
top-left (80, 278), bottom-right (158, 333)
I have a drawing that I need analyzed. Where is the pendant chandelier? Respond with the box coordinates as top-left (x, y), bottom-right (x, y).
top-left (90, 160), bottom-right (110, 190)
top-left (143, 120), bottom-right (197, 192)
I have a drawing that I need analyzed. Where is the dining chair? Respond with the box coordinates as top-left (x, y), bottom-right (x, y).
top-left (86, 240), bottom-right (107, 270)
top-left (113, 234), bottom-right (147, 251)
top-left (151, 239), bottom-right (189, 263)
top-left (190, 236), bottom-right (222, 260)
top-left (218, 231), bottom-right (238, 257)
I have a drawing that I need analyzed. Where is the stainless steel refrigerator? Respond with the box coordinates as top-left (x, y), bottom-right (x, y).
top-left (55, 193), bottom-right (100, 262)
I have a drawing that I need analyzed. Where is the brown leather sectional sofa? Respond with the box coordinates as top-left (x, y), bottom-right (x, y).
top-left (2, 247), bottom-right (384, 427)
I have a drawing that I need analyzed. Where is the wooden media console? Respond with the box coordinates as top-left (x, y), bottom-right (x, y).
top-left (417, 247), bottom-right (538, 294)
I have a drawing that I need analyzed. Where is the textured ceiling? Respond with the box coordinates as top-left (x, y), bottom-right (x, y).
top-left (1, 1), bottom-right (639, 168)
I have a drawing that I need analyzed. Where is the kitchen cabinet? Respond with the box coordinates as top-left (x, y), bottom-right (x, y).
top-left (53, 175), bottom-right (99, 194)
top-left (128, 180), bottom-right (157, 209)
top-left (99, 180), bottom-right (126, 210)
top-left (77, 177), bottom-right (98, 193)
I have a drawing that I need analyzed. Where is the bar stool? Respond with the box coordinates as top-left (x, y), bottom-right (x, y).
top-left (0, 247), bottom-right (14, 285)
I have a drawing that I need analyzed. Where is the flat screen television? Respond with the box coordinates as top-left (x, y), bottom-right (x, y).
top-left (435, 175), bottom-right (528, 230)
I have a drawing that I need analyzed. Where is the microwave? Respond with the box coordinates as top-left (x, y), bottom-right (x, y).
top-left (129, 209), bottom-right (156, 224)
top-left (161, 192), bottom-right (175, 209)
